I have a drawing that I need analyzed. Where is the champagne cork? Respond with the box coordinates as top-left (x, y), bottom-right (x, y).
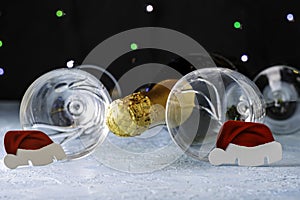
top-left (106, 80), bottom-right (194, 137)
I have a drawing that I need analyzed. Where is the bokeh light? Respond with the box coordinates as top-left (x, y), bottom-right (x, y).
top-left (241, 54), bottom-right (248, 62)
top-left (66, 60), bottom-right (74, 68)
top-left (234, 21), bottom-right (241, 29)
top-left (287, 13), bottom-right (294, 22)
top-left (130, 43), bottom-right (138, 50)
top-left (56, 10), bottom-right (64, 18)
top-left (0, 68), bottom-right (4, 76)
top-left (146, 4), bottom-right (154, 13)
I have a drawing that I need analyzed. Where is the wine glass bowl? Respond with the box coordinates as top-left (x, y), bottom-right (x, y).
top-left (254, 65), bottom-right (300, 135)
top-left (19, 68), bottom-right (112, 159)
top-left (166, 67), bottom-right (266, 160)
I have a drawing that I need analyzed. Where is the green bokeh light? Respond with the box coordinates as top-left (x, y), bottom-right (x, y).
top-left (130, 43), bottom-right (138, 50)
top-left (0, 40), bottom-right (3, 47)
top-left (56, 10), bottom-right (64, 18)
top-left (234, 21), bottom-right (241, 29)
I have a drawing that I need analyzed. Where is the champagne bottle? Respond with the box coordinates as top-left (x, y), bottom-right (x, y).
top-left (106, 79), bottom-right (194, 137)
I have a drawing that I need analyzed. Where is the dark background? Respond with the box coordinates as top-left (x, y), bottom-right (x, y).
top-left (0, 0), bottom-right (300, 100)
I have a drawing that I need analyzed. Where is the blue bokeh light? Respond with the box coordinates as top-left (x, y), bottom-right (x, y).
top-left (0, 67), bottom-right (4, 75)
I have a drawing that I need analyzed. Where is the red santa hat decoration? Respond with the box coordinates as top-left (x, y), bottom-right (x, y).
top-left (209, 120), bottom-right (282, 166)
top-left (4, 130), bottom-right (66, 169)
top-left (2, 122), bottom-right (283, 168)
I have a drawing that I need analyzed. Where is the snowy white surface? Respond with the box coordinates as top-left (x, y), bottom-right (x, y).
top-left (0, 101), bottom-right (300, 200)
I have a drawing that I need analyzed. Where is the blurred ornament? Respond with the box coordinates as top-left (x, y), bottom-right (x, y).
top-left (166, 68), bottom-right (266, 160)
top-left (19, 68), bottom-right (111, 159)
top-left (253, 65), bottom-right (300, 134)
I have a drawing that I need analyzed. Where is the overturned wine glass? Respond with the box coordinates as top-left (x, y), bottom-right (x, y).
top-left (166, 67), bottom-right (266, 160)
top-left (19, 67), bottom-right (112, 160)
top-left (253, 65), bottom-right (300, 135)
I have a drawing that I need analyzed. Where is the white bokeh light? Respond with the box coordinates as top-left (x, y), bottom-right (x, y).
top-left (66, 60), bottom-right (74, 68)
top-left (287, 13), bottom-right (294, 22)
top-left (146, 4), bottom-right (154, 13)
top-left (241, 54), bottom-right (248, 62)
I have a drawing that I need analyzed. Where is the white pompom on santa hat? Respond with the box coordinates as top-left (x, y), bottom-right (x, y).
top-left (4, 130), bottom-right (66, 169)
top-left (209, 120), bottom-right (282, 166)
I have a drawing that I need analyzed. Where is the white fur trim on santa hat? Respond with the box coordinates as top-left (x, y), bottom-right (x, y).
top-left (208, 141), bottom-right (282, 166)
top-left (4, 143), bottom-right (66, 169)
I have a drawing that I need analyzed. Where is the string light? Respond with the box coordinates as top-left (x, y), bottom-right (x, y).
top-left (146, 4), bottom-right (154, 13)
top-left (130, 43), bottom-right (138, 50)
top-left (0, 68), bottom-right (4, 76)
top-left (0, 40), bottom-right (3, 47)
top-left (241, 54), bottom-right (248, 62)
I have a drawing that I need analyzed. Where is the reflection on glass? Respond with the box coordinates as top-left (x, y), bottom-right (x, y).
top-left (166, 68), bottom-right (266, 160)
top-left (19, 68), bottom-right (111, 159)
top-left (254, 65), bottom-right (300, 135)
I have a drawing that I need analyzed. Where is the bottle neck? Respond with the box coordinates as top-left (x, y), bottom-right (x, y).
top-left (144, 79), bottom-right (178, 108)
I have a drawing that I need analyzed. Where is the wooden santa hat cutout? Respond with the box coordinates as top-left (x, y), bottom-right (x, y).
top-left (4, 130), bottom-right (66, 169)
top-left (209, 120), bottom-right (282, 166)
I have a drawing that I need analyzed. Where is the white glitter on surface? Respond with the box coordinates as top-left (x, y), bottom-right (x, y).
top-left (0, 102), bottom-right (300, 199)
